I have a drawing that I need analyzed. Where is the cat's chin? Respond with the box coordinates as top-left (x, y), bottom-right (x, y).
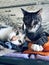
top-left (11, 40), bottom-right (22, 46)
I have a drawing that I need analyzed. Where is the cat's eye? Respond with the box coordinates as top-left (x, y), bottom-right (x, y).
top-left (16, 31), bottom-right (19, 35)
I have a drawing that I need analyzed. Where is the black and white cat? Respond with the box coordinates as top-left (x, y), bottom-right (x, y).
top-left (21, 8), bottom-right (48, 51)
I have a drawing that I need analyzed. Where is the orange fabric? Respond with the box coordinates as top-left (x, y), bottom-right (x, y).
top-left (23, 37), bottom-right (49, 56)
top-left (43, 37), bottom-right (49, 51)
top-left (23, 50), bottom-right (49, 56)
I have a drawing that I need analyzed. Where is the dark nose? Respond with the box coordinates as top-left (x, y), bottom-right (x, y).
top-left (18, 40), bottom-right (22, 43)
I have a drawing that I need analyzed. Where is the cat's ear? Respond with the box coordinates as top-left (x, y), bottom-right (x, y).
top-left (21, 8), bottom-right (28, 15)
top-left (37, 8), bottom-right (42, 15)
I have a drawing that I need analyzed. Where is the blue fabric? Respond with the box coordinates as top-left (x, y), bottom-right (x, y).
top-left (21, 41), bottom-right (28, 52)
top-left (0, 40), bottom-right (28, 52)
top-left (5, 42), bottom-right (12, 49)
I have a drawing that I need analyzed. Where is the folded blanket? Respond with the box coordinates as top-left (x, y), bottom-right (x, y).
top-left (29, 54), bottom-right (49, 61)
top-left (36, 55), bottom-right (49, 61)
top-left (4, 53), bottom-right (33, 59)
top-left (3, 52), bottom-right (49, 61)
top-left (24, 50), bottom-right (49, 56)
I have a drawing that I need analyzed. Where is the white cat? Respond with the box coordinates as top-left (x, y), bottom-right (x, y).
top-left (8, 31), bottom-right (25, 46)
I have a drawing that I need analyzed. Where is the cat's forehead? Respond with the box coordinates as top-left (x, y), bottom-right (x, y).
top-left (21, 8), bottom-right (42, 17)
top-left (24, 12), bottom-right (38, 19)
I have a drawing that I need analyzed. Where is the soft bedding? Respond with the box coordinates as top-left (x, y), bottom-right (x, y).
top-left (3, 52), bottom-right (49, 61)
top-left (23, 37), bottom-right (49, 56)
top-left (36, 55), bottom-right (49, 61)
top-left (1, 37), bottom-right (49, 61)
top-left (4, 53), bottom-right (29, 59)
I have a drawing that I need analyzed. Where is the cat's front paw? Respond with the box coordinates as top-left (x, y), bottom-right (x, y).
top-left (31, 44), bottom-right (43, 51)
